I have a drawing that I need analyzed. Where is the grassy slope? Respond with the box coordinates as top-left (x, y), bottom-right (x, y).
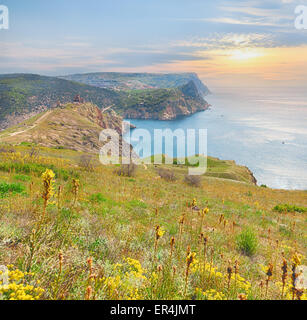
top-left (0, 103), bottom-right (125, 153)
top-left (0, 145), bottom-right (306, 300)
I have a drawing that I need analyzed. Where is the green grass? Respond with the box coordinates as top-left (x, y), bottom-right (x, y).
top-left (0, 144), bottom-right (306, 301)
top-left (0, 162), bottom-right (78, 181)
top-left (0, 181), bottom-right (26, 198)
top-left (13, 174), bottom-right (31, 182)
top-left (236, 228), bottom-right (259, 256)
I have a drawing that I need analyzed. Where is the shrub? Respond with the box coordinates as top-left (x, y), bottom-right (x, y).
top-left (184, 175), bottom-right (202, 187)
top-left (78, 154), bottom-right (94, 171)
top-left (28, 147), bottom-right (40, 158)
top-left (157, 168), bottom-right (176, 181)
top-left (236, 228), bottom-right (258, 256)
top-left (273, 204), bottom-right (307, 213)
top-left (116, 164), bottom-right (137, 177)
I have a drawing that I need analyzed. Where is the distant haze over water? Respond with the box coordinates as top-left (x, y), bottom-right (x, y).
top-left (125, 87), bottom-right (307, 190)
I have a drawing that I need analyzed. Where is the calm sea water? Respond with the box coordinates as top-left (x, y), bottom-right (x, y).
top-left (124, 87), bottom-right (307, 190)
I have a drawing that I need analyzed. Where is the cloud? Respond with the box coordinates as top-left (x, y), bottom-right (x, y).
top-left (171, 33), bottom-right (277, 51)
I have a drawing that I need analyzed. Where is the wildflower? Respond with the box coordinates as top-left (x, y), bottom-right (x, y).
top-left (227, 262), bottom-right (233, 290)
top-left (192, 199), bottom-right (197, 207)
top-left (281, 258), bottom-right (288, 298)
top-left (59, 252), bottom-right (63, 273)
top-left (219, 214), bottom-right (224, 224)
top-left (265, 263), bottom-right (273, 299)
top-left (85, 286), bottom-right (92, 300)
top-left (172, 266), bottom-right (177, 277)
top-left (238, 293), bottom-right (247, 300)
top-left (72, 179), bottom-right (80, 206)
top-left (203, 236), bottom-right (209, 274)
top-left (41, 169), bottom-right (55, 223)
top-left (0, 266), bottom-right (44, 300)
top-left (155, 226), bottom-right (165, 240)
top-left (154, 226), bottom-right (165, 262)
top-left (42, 169), bottom-right (55, 203)
top-left (292, 252), bottom-right (302, 267)
top-left (186, 252), bottom-right (196, 267)
top-left (199, 208), bottom-right (209, 232)
top-left (184, 251), bottom-right (196, 296)
top-left (179, 215), bottom-right (185, 225)
top-left (178, 215), bottom-right (185, 247)
top-left (87, 257), bottom-right (93, 277)
top-left (203, 207), bottom-right (209, 215)
top-left (170, 237), bottom-right (175, 258)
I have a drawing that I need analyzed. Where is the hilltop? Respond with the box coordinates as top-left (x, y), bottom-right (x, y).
top-left (60, 72), bottom-right (211, 96)
top-left (0, 74), bottom-right (209, 130)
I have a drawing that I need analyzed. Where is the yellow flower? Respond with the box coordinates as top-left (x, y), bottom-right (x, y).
top-left (155, 226), bottom-right (165, 240)
top-left (42, 169), bottom-right (55, 202)
top-left (292, 252), bottom-right (302, 267)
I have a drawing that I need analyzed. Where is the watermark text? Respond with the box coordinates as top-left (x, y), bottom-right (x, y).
top-left (0, 5), bottom-right (9, 30)
top-left (295, 5), bottom-right (307, 30)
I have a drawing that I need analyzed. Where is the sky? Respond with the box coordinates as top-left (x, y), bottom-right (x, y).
top-left (1, 0), bottom-right (307, 88)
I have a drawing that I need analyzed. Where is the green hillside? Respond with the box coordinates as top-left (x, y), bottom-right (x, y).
top-left (0, 74), bottom-right (209, 130)
top-left (0, 144), bottom-right (306, 300)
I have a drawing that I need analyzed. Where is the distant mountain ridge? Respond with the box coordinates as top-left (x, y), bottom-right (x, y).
top-left (59, 72), bottom-right (211, 97)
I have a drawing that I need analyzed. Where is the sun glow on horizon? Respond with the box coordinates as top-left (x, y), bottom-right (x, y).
top-left (229, 49), bottom-right (264, 61)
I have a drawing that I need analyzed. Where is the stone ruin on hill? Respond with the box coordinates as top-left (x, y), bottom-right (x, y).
top-left (73, 95), bottom-right (85, 104)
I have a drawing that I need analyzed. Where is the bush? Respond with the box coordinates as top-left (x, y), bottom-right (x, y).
top-left (273, 204), bottom-right (307, 213)
top-left (236, 228), bottom-right (258, 256)
top-left (116, 164), bottom-right (137, 177)
top-left (28, 147), bottom-right (40, 158)
top-left (157, 168), bottom-right (176, 181)
top-left (78, 154), bottom-right (94, 171)
top-left (184, 175), bottom-right (202, 187)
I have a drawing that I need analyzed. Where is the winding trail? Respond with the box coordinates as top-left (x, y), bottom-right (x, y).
top-left (101, 105), bottom-right (114, 114)
top-left (1, 104), bottom-right (113, 139)
top-left (7, 110), bottom-right (52, 137)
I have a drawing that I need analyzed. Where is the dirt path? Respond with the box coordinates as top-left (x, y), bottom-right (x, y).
top-left (101, 105), bottom-right (113, 114)
top-left (8, 110), bottom-right (52, 137)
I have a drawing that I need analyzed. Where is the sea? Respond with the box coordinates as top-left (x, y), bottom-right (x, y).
top-left (124, 87), bottom-right (307, 190)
